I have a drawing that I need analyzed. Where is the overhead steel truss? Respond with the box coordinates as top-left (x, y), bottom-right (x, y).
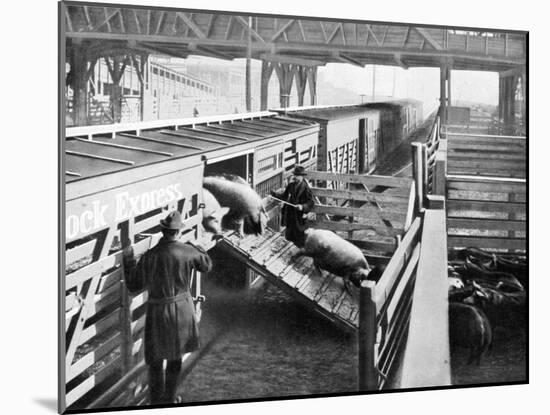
top-left (64, 3), bottom-right (526, 72)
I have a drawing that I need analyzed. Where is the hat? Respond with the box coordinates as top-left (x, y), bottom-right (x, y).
top-left (293, 165), bottom-right (307, 176)
top-left (160, 211), bottom-right (184, 230)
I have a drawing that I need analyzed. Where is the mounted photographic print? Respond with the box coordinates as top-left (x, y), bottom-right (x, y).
top-left (59, 0), bottom-right (528, 413)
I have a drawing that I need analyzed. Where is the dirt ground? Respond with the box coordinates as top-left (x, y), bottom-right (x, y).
top-left (451, 321), bottom-right (527, 386)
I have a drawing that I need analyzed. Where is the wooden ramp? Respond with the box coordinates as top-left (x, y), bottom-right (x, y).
top-left (218, 228), bottom-right (361, 331)
top-left (217, 171), bottom-right (415, 333)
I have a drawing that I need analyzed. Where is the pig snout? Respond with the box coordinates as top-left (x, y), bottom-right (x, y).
top-left (203, 216), bottom-right (222, 234)
top-left (348, 268), bottom-right (370, 288)
top-left (201, 188), bottom-right (229, 235)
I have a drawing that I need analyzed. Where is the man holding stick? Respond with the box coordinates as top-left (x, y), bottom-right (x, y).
top-left (270, 165), bottom-right (315, 247)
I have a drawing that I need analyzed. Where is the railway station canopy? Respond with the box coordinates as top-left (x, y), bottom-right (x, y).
top-left (64, 3), bottom-right (526, 72)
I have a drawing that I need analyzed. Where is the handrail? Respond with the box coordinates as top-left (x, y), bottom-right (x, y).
top-left (411, 106), bottom-right (443, 209)
top-left (358, 216), bottom-right (423, 390)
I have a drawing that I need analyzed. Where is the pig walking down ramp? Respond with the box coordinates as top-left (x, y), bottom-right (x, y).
top-left (218, 228), bottom-right (367, 331)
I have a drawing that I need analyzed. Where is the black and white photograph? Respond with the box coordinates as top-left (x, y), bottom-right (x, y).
top-left (55, 0), bottom-right (532, 413)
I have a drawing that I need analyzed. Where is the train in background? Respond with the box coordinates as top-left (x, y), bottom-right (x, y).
top-left (63, 99), bottom-right (424, 410)
top-left (279, 99), bottom-right (423, 174)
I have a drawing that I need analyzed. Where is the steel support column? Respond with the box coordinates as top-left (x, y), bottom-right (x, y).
top-left (68, 43), bottom-right (90, 126)
top-left (131, 53), bottom-right (148, 121)
top-left (307, 66), bottom-right (318, 106)
top-left (105, 55), bottom-right (129, 123)
top-left (260, 61), bottom-right (275, 111)
top-left (294, 66), bottom-right (308, 107)
top-left (274, 63), bottom-right (297, 108)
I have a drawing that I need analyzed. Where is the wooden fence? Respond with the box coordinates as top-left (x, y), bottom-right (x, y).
top-left (446, 175), bottom-right (526, 252)
top-left (358, 216), bottom-right (423, 389)
top-left (63, 164), bottom-right (204, 411)
top-left (305, 170), bottom-right (415, 257)
top-left (327, 139), bottom-right (358, 175)
top-left (397, 197), bottom-right (450, 388)
top-left (411, 108), bottom-right (442, 207)
top-left (446, 132), bottom-right (526, 178)
top-left (420, 126), bottom-right (526, 253)
top-left (411, 110), bottom-right (527, 254)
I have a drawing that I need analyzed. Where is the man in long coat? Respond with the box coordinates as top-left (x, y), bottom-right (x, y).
top-left (271, 165), bottom-right (315, 247)
top-left (124, 210), bottom-right (212, 404)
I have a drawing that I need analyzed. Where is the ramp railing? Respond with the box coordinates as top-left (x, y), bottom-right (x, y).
top-left (358, 216), bottom-right (423, 389)
top-left (305, 170), bottom-right (416, 257)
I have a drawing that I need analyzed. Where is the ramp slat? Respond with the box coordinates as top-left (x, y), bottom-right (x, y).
top-left (218, 229), bottom-right (361, 331)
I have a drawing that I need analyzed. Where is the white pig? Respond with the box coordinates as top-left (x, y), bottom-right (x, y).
top-left (203, 175), bottom-right (268, 237)
top-left (293, 228), bottom-right (373, 293)
top-left (201, 188), bottom-right (230, 235)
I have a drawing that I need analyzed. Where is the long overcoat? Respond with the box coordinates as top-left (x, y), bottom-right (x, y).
top-left (273, 180), bottom-right (315, 246)
top-left (125, 238), bottom-right (212, 364)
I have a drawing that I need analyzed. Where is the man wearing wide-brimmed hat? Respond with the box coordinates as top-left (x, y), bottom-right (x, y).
top-left (124, 210), bottom-right (212, 404)
top-left (270, 165), bottom-right (315, 247)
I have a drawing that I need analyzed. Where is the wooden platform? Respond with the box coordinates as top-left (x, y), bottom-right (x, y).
top-left (218, 228), bottom-right (361, 331)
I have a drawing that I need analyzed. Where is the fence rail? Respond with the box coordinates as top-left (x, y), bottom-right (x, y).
top-left (359, 216), bottom-right (423, 389)
top-left (446, 133), bottom-right (526, 178)
top-left (412, 111), bottom-right (527, 254)
top-left (446, 175), bottom-right (526, 252)
top-left (305, 170), bottom-right (415, 255)
top-left (398, 200), bottom-right (450, 388)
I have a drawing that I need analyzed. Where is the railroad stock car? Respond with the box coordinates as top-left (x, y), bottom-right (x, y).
top-left (63, 111), bottom-right (318, 409)
top-left (278, 99), bottom-right (424, 175)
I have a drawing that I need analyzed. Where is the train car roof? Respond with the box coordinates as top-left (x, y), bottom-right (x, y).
top-left (362, 98), bottom-right (423, 109)
top-left (64, 112), bottom-right (317, 183)
top-left (279, 105), bottom-right (380, 122)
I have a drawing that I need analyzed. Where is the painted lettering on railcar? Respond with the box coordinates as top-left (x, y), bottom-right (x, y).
top-left (66, 166), bottom-right (202, 242)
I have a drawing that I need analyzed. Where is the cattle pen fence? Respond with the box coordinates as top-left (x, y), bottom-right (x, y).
top-left (412, 113), bottom-right (527, 254)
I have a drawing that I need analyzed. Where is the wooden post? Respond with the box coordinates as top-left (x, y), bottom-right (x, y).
top-left (422, 144), bottom-right (428, 197)
top-left (358, 280), bottom-right (378, 391)
top-left (433, 150), bottom-right (447, 197)
top-left (411, 142), bottom-right (424, 213)
top-left (439, 64), bottom-right (448, 125)
top-left (508, 193), bottom-right (517, 239)
top-left (358, 119), bottom-right (367, 173)
top-left (260, 61), bottom-right (274, 111)
top-left (120, 282), bottom-right (133, 372)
